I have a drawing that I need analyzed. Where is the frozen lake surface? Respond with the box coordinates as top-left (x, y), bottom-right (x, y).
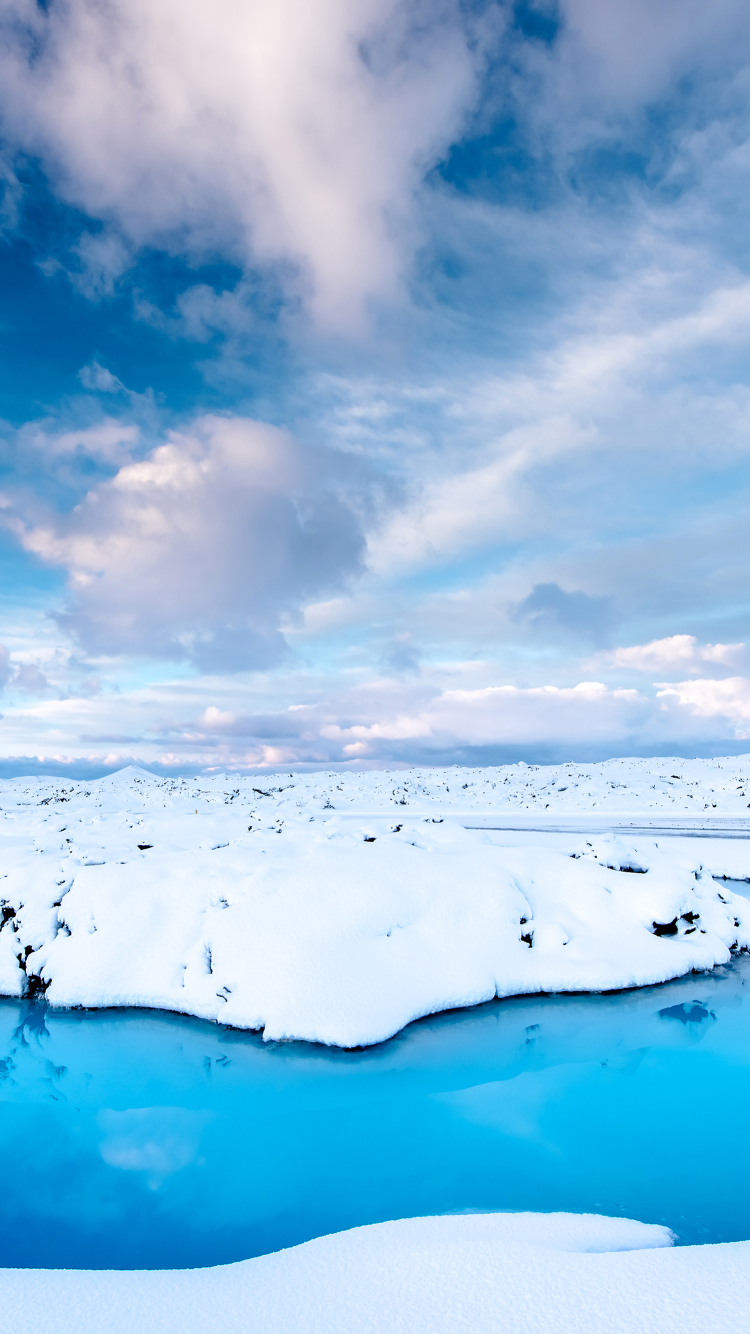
top-left (3, 950), bottom-right (750, 1269)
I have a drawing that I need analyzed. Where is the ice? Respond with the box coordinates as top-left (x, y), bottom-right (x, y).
top-left (2, 1210), bottom-right (750, 1334)
top-left (0, 757), bottom-right (749, 1046)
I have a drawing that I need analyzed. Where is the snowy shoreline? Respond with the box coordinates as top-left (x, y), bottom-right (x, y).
top-left (0, 755), bottom-right (749, 1047)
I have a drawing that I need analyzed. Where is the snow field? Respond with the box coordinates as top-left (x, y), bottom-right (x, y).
top-left (0, 758), bottom-right (749, 1045)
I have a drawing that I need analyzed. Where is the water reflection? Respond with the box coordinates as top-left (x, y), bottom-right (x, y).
top-left (658, 1001), bottom-right (716, 1027)
top-left (1, 956), bottom-right (750, 1268)
top-left (12, 998), bottom-right (50, 1045)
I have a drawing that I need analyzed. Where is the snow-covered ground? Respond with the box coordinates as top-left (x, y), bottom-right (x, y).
top-left (1, 757), bottom-right (750, 1046)
top-left (2, 1211), bottom-right (749, 1334)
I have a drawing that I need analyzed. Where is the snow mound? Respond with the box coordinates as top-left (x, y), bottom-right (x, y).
top-left (3, 1210), bottom-right (749, 1334)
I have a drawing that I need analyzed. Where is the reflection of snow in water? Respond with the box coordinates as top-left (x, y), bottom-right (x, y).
top-left (438, 1066), bottom-right (585, 1149)
top-left (97, 1107), bottom-right (212, 1188)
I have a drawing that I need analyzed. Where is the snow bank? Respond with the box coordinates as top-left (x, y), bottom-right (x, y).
top-left (3, 1210), bottom-right (749, 1334)
top-left (0, 758), bottom-right (749, 1046)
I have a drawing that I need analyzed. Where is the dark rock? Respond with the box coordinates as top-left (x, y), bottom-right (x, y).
top-left (652, 918), bottom-right (678, 936)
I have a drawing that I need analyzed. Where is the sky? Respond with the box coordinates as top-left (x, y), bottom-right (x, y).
top-left (0, 0), bottom-right (749, 776)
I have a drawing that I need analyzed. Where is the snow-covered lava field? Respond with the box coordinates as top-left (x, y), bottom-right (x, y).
top-left (1, 754), bottom-right (750, 1046)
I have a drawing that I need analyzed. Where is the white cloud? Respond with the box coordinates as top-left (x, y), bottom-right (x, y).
top-left (368, 414), bottom-right (592, 574)
top-left (78, 362), bottom-right (126, 394)
top-left (69, 230), bottom-right (132, 299)
top-left (3, 414), bottom-right (368, 671)
top-left (551, 0), bottom-right (750, 124)
top-left (656, 676), bottom-right (750, 736)
top-left (314, 675), bottom-right (750, 757)
top-left (597, 635), bottom-right (747, 675)
top-left (39, 419), bottom-right (139, 466)
top-left (233, 677), bottom-right (658, 759)
top-left (0, 653), bottom-right (748, 767)
top-left (0, 643), bottom-right (55, 697)
top-left (320, 715), bottom-right (433, 743)
top-left (348, 681), bottom-right (650, 749)
top-left (0, 0), bottom-right (483, 330)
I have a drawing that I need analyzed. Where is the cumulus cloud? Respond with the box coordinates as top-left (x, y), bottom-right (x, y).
top-left (309, 673), bottom-right (750, 759)
top-left (656, 677), bottom-right (750, 736)
top-left (166, 673), bottom-right (746, 764)
top-left (3, 414), bottom-right (368, 671)
top-left (0, 0), bottom-right (484, 330)
top-left (598, 634), bottom-right (746, 675)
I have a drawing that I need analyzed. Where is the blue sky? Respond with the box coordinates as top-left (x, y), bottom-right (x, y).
top-left (0, 0), bottom-right (749, 776)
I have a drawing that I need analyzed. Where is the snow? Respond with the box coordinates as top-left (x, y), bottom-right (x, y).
top-left (0, 756), bottom-right (749, 1046)
top-left (2, 1210), bottom-right (750, 1334)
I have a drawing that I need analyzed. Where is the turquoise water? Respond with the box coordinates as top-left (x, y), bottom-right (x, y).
top-left (2, 954), bottom-right (750, 1269)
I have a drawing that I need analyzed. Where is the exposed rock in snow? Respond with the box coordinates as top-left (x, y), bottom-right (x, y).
top-left (0, 758), bottom-right (749, 1046)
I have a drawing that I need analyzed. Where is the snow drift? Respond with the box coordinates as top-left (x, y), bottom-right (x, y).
top-left (2, 1211), bottom-right (750, 1334)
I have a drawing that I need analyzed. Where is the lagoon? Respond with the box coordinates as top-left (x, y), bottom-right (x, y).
top-left (2, 954), bottom-right (750, 1269)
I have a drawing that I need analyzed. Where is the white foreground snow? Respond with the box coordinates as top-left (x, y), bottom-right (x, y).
top-left (2, 1211), bottom-right (749, 1334)
top-left (0, 756), bottom-right (749, 1046)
